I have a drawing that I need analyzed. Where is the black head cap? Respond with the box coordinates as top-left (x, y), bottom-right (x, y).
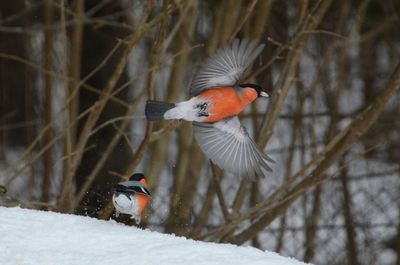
top-left (129, 173), bottom-right (145, 181)
top-left (239, 83), bottom-right (267, 97)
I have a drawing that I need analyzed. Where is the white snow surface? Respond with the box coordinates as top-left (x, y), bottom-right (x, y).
top-left (0, 207), bottom-right (308, 265)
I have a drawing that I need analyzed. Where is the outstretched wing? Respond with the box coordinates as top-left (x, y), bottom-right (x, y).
top-left (190, 39), bottom-right (265, 96)
top-left (193, 117), bottom-right (274, 178)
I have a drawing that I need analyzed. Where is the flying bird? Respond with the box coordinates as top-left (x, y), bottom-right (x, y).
top-left (112, 173), bottom-right (151, 223)
top-left (145, 39), bottom-right (274, 178)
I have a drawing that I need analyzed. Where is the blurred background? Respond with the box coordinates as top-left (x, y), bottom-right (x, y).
top-left (1, 0), bottom-right (400, 264)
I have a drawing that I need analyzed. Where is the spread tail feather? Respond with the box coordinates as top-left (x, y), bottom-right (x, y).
top-left (145, 100), bottom-right (175, 121)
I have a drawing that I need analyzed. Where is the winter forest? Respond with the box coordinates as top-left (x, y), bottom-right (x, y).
top-left (1, 0), bottom-right (400, 264)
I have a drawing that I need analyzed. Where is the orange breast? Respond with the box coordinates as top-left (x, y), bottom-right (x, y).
top-left (136, 194), bottom-right (150, 215)
top-left (197, 87), bottom-right (257, 122)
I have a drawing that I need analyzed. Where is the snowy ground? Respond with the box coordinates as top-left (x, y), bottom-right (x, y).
top-left (0, 207), bottom-right (308, 265)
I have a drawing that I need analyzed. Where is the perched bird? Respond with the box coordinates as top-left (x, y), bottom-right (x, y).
top-left (112, 173), bottom-right (151, 223)
top-left (145, 39), bottom-right (274, 178)
top-left (0, 185), bottom-right (20, 207)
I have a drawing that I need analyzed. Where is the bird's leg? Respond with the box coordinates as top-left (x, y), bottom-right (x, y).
top-left (115, 210), bottom-right (120, 218)
top-left (131, 214), bottom-right (141, 224)
top-left (196, 102), bottom-right (209, 117)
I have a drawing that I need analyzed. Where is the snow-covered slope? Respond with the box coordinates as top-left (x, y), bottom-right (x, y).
top-left (0, 207), bottom-right (307, 265)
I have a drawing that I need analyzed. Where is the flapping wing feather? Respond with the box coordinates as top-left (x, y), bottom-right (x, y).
top-left (190, 39), bottom-right (265, 96)
top-left (193, 117), bottom-right (274, 178)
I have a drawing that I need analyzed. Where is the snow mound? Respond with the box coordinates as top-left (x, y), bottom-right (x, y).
top-left (0, 207), bottom-right (308, 265)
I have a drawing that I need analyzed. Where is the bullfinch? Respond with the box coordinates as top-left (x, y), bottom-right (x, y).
top-left (145, 39), bottom-right (274, 178)
top-left (112, 173), bottom-right (151, 223)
